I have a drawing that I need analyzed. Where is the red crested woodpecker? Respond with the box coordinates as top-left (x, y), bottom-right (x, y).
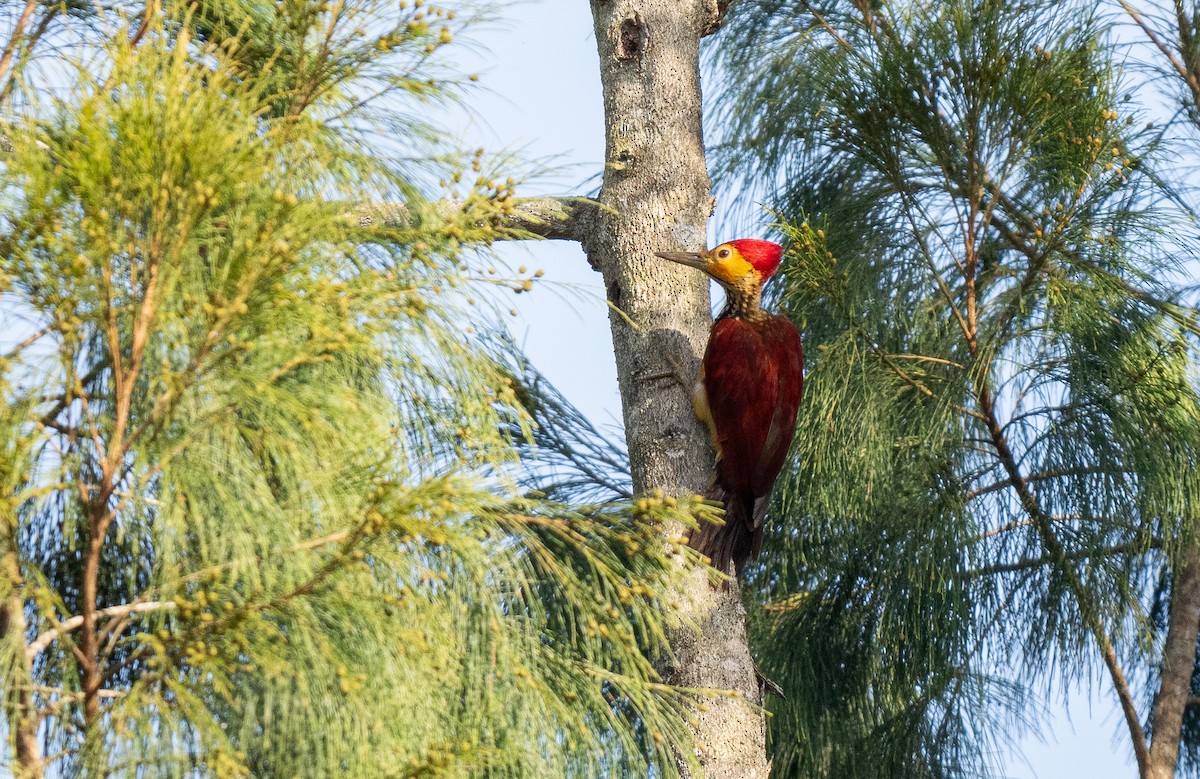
top-left (655, 239), bottom-right (804, 575)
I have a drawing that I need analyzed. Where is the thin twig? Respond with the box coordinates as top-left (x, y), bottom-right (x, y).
top-left (800, 0), bottom-right (852, 50)
top-left (967, 467), bottom-right (1123, 499)
top-left (872, 347), bottom-right (988, 421)
top-left (0, 2), bottom-right (54, 105)
top-left (0, 0), bottom-right (38, 90)
top-left (884, 353), bottom-right (967, 370)
top-left (126, 0), bottom-right (161, 51)
top-left (2, 323), bottom-right (53, 362)
top-left (969, 540), bottom-right (1156, 577)
top-left (26, 601), bottom-right (177, 662)
top-left (1118, 0), bottom-right (1197, 93)
top-left (978, 513), bottom-right (1085, 540)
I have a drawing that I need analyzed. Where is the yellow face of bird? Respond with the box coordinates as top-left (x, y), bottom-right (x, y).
top-left (653, 243), bottom-right (760, 289)
top-left (704, 243), bottom-right (759, 286)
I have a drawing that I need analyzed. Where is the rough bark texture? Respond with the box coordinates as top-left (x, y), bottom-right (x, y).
top-left (584, 1), bottom-right (769, 775)
top-left (665, 569), bottom-right (768, 775)
top-left (1148, 552), bottom-right (1200, 779)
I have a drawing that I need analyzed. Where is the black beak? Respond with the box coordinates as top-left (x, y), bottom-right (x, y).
top-left (654, 250), bottom-right (709, 272)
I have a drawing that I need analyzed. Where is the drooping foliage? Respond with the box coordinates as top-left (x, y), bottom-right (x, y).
top-left (0, 4), bottom-right (707, 777)
top-left (712, 0), bottom-right (1200, 775)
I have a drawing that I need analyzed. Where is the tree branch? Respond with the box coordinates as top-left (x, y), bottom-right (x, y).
top-left (801, 0), bottom-right (853, 50)
top-left (352, 196), bottom-right (600, 244)
top-left (980, 513), bottom-right (1085, 540)
top-left (965, 467), bottom-right (1111, 501)
top-left (969, 540), bottom-right (1158, 578)
top-left (1118, 0), bottom-right (1200, 106)
top-left (3, 504), bottom-right (41, 774)
top-left (975, 380), bottom-right (1151, 775)
top-left (26, 601), bottom-right (176, 662)
top-left (0, 0), bottom-right (38, 91)
top-left (1147, 551), bottom-right (1200, 779)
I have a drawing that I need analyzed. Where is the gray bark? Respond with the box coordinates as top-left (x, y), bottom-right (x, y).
top-left (1148, 552), bottom-right (1200, 779)
top-left (582, 1), bottom-right (770, 776)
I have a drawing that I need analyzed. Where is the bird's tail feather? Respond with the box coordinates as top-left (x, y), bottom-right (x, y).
top-left (689, 485), bottom-right (762, 577)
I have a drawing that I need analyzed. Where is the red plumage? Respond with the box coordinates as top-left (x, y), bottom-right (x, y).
top-left (693, 314), bottom-right (803, 574)
top-left (727, 238), bottom-right (786, 276)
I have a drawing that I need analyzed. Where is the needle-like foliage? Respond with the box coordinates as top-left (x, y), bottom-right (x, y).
top-left (0, 4), bottom-right (704, 776)
top-left (482, 332), bottom-right (632, 505)
top-left (712, 0), bottom-right (1200, 775)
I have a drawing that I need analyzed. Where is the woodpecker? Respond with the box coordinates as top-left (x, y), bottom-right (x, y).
top-left (655, 239), bottom-right (803, 576)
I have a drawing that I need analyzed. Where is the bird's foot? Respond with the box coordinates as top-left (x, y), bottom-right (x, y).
top-left (755, 663), bottom-right (785, 699)
top-left (640, 354), bottom-right (691, 392)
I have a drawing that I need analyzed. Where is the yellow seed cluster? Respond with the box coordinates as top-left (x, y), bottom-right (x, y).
top-left (380, 0), bottom-right (456, 55)
top-left (335, 664), bottom-right (369, 694)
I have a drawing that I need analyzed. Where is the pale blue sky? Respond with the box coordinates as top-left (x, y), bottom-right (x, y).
top-left (449, 2), bottom-right (1138, 777)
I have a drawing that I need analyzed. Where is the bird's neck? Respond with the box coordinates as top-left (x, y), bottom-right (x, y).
top-left (719, 277), bottom-right (766, 321)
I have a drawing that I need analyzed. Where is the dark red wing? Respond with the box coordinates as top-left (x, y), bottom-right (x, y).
top-left (750, 317), bottom-right (804, 495)
top-left (702, 315), bottom-right (804, 498)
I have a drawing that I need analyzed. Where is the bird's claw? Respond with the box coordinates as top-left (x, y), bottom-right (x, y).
top-left (641, 354), bottom-right (691, 392)
top-left (755, 664), bottom-right (786, 699)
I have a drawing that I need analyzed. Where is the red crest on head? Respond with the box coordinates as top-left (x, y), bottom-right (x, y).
top-left (729, 239), bottom-right (785, 278)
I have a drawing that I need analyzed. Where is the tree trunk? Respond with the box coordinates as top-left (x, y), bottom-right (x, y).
top-left (584, 1), bottom-right (769, 775)
top-left (6, 607), bottom-right (43, 779)
top-left (1147, 551), bottom-right (1200, 779)
top-left (3, 540), bottom-right (42, 777)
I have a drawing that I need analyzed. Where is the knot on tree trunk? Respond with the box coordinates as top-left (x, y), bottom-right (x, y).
top-left (616, 13), bottom-right (646, 61)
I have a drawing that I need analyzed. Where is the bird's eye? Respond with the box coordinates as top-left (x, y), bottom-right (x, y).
top-left (717, 248), bottom-right (731, 259)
